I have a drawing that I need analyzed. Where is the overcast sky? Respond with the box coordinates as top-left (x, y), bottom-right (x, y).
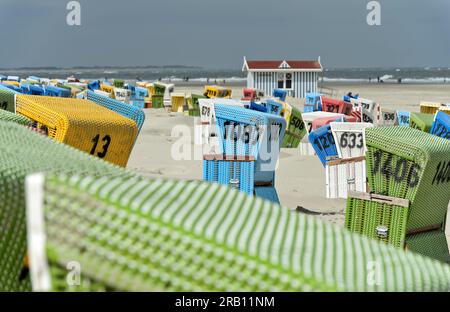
top-left (0, 0), bottom-right (449, 69)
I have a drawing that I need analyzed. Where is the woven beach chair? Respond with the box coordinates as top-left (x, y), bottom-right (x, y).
top-left (129, 86), bottom-right (147, 109)
top-left (431, 111), bottom-right (450, 140)
top-left (265, 99), bottom-right (283, 116)
top-left (321, 97), bottom-right (352, 115)
top-left (396, 111), bottom-right (410, 126)
top-left (281, 105), bottom-right (306, 148)
top-left (171, 93), bottom-right (186, 113)
top-left (77, 90), bottom-right (145, 134)
top-left (44, 85), bottom-right (72, 98)
top-left (0, 109), bottom-right (33, 126)
top-left (153, 83), bottom-right (166, 96)
top-left (347, 127), bottom-right (450, 262)
top-left (346, 192), bottom-right (450, 263)
top-left (22, 172), bottom-right (450, 291)
top-left (0, 121), bottom-right (130, 292)
top-left (309, 124), bottom-right (339, 167)
top-left (187, 94), bottom-right (207, 116)
top-left (203, 104), bottom-right (286, 201)
top-left (420, 101), bottom-right (442, 114)
top-left (113, 79), bottom-right (125, 88)
top-left (21, 84), bottom-right (45, 96)
top-left (0, 84), bottom-right (20, 112)
top-left (272, 89), bottom-right (287, 102)
top-left (304, 92), bottom-right (322, 112)
top-left (16, 95), bottom-right (138, 167)
top-left (409, 112), bottom-right (435, 133)
top-left (198, 99), bottom-right (248, 156)
top-left (311, 115), bottom-right (356, 132)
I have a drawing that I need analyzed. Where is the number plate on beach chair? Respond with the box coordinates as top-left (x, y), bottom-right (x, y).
top-left (330, 122), bottom-right (373, 159)
top-left (379, 108), bottom-right (397, 126)
top-left (396, 111), bottom-right (410, 126)
top-left (431, 111), bottom-right (450, 140)
top-left (309, 124), bottom-right (339, 167)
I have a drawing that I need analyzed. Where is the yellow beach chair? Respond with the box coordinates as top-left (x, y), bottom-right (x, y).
top-left (16, 95), bottom-right (138, 167)
top-left (101, 84), bottom-right (115, 98)
top-left (420, 101), bottom-right (442, 114)
top-left (204, 85), bottom-right (232, 98)
top-left (171, 93), bottom-right (186, 113)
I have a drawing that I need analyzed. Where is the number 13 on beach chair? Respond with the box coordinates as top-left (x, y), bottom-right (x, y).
top-left (16, 95), bottom-right (138, 167)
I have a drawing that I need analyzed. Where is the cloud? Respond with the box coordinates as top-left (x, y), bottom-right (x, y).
top-left (0, 0), bottom-right (449, 68)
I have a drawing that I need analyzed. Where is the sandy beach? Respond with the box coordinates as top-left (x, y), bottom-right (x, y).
top-left (127, 82), bottom-right (450, 228)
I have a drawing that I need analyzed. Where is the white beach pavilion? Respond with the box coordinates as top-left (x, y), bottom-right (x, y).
top-left (242, 57), bottom-right (323, 98)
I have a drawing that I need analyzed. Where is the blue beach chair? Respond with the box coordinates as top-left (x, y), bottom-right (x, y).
top-left (203, 104), bottom-right (286, 202)
top-left (305, 92), bottom-right (323, 112)
top-left (250, 101), bottom-right (267, 113)
top-left (45, 85), bottom-right (72, 97)
top-left (273, 89), bottom-right (287, 102)
top-left (431, 111), bottom-right (450, 140)
top-left (396, 111), bottom-right (411, 126)
top-left (309, 124), bottom-right (339, 167)
top-left (265, 99), bottom-right (282, 116)
top-left (77, 90), bottom-right (145, 135)
top-left (88, 80), bottom-right (101, 91)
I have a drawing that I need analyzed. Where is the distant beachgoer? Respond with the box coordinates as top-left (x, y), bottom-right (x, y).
top-left (377, 76), bottom-right (380, 83)
top-left (207, 78), bottom-right (210, 83)
top-left (369, 77), bottom-right (371, 83)
top-left (398, 78), bottom-right (402, 84)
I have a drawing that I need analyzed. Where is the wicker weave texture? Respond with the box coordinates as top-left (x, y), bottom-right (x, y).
top-left (16, 95), bottom-right (138, 167)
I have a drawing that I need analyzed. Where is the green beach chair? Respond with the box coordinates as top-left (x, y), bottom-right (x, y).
top-left (153, 83), bottom-right (166, 96)
top-left (113, 79), bottom-right (125, 88)
top-left (346, 192), bottom-right (450, 263)
top-left (409, 112), bottom-right (435, 133)
top-left (188, 94), bottom-right (207, 116)
top-left (24, 173), bottom-right (450, 291)
top-left (0, 121), bottom-right (130, 292)
top-left (0, 85), bottom-right (19, 112)
top-left (281, 106), bottom-right (307, 148)
top-left (346, 127), bottom-right (450, 262)
top-left (151, 94), bottom-right (164, 108)
top-left (0, 109), bottom-right (33, 126)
